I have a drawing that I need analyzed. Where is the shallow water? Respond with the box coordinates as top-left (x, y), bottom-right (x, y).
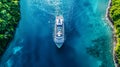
top-left (0, 0), bottom-right (115, 67)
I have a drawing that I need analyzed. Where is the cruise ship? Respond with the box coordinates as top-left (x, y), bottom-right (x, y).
top-left (54, 15), bottom-right (65, 48)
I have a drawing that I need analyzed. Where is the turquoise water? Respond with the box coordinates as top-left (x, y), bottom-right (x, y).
top-left (0, 0), bottom-right (115, 67)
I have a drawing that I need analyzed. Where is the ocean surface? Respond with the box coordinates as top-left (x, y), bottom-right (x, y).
top-left (0, 0), bottom-right (115, 67)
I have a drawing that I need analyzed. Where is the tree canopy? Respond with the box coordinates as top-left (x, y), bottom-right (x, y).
top-left (0, 0), bottom-right (20, 57)
top-left (110, 0), bottom-right (120, 64)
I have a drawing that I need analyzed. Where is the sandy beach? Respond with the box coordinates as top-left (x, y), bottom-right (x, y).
top-left (106, 0), bottom-right (118, 67)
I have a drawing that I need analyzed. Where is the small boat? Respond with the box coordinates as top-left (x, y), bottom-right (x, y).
top-left (54, 15), bottom-right (65, 48)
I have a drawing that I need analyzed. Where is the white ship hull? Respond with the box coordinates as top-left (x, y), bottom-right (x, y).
top-left (54, 15), bottom-right (65, 48)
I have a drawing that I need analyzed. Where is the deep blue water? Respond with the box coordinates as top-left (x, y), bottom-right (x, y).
top-left (0, 0), bottom-right (115, 67)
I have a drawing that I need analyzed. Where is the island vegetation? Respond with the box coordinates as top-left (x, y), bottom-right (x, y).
top-left (0, 0), bottom-right (20, 58)
top-left (109, 0), bottom-right (120, 65)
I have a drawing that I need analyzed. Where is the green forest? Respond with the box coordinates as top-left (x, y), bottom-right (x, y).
top-left (0, 0), bottom-right (20, 57)
top-left (110, 0), bottom-right (120, 64)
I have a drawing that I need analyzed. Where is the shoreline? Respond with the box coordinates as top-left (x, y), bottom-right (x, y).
top-left (106, 0), bottom-right (118, 67)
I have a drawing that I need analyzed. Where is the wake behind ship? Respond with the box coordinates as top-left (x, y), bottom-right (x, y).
top-left (54, 15), bottom-right (65, 48)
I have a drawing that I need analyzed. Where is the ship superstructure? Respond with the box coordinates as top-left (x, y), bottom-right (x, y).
top-left (54, 15), bottom-right (65, 48)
